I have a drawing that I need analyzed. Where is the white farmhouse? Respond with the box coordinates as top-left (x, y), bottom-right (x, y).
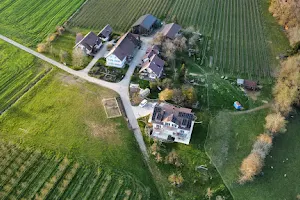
top-left (106, 32), bottom-right (141, 68)
top-left (149, 102), bottom-right (196, 145)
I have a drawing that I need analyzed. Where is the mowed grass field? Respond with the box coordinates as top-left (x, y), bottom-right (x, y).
top-left (0, 40), bottom-right (50, 113)
top-left (0, 0), bottom-right (84, 46)
top-left (205, 109), bottom-right (300, 199)
top-left (0, 69), bottom-right (159, 198)
top-left (0, 141), bottom-right (150, 200)
top-left (69, 0), bottom-right (289, 79)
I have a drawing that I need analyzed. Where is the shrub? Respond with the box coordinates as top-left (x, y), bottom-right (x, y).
top-left (107, 43), bottom-right (114, 51)
top-left (56, 26), bottom-right (65, 35)
top-left (165, 150), bottom-right (182, 167)
top-left (159, 88), bottom-right (174, 101)
top-left (138, 79), bottom-right (150, 89)
top-left (239, 152), bottom-right (263, 184)
top-left (98, 58), bottom-right (106, 66)
top-left (168, 173), bottom-right (184, 187)
top-left (37, 43), bottom-right (49, 53)
top-left (47, 33), bottom-right (58, 43)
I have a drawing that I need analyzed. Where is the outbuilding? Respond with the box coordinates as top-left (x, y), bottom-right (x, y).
top-left (98, 24), bottom-right (113, 41)
top-left (131, 14), bottom-right (159, 35)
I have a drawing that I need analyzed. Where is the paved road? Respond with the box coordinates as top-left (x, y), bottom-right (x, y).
top-left (0, 34), bottom-right (151, 161)
top-left (80, 42), bottom-right (109, 74)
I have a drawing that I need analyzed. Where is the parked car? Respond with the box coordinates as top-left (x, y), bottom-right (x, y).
top-left (139, 99), bottom-right (148, 107)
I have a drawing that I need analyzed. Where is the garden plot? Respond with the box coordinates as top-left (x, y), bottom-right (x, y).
top-left (103, 98), bottom-right (122, 118)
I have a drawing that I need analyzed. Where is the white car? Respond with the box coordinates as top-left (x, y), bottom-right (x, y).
top-left (139, 99), bottom-right (148, 108)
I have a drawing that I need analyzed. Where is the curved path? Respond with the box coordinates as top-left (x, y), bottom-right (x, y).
top-left (230, 102), bottom-right (272, 115)
top-left (0, 34), bottom-right (150, 161)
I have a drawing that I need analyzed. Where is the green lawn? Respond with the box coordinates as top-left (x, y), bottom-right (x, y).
top-left (0, 69), bottom-right (159, 199)
top-left (0, 0), bottom-right (84, 46)
top-left (0, 40), bottom-right (50, 113)
top-left (44, 31), bottom-right (92, 69)
top-left (206, 109), bottom-right (300, 199)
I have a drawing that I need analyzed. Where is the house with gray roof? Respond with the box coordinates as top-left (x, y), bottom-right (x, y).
top-left (106, 32), bottom-right (141, 68)
top-left (139, 54), bottom-right (164, 80)
top-left (74, 32), bottom-right (102, 55)
top-left (148, 102), bottom-right (196, 144)
top-left (161, 23), bottom-right (182, 40)
top-left (131, 14), bottom-right (159, 35)
top-left (98, 24), bottom-right (113, 41)
top-left (142, 45), bottom-right (160, 63)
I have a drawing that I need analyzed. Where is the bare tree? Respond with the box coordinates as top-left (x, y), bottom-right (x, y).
top-left (172, 89), bottom-right (185, 106)
top-left (174, 36), bottom-right (187, 52)
top-left (183, 26), bottom-right (195, 35)
top-left (152, 32), bottom-right (165, 46)
top-left (162, 39), bottom-right (176, 61)
top-left (189, 34), bottom-right (200, 47)
top-left (252, 134), bottom-right (273, 159)
top-left (72, 48), bottom-right (86, 68)
top-left (162, 78), bottom-right (173, 89)
top-left (59, 50), bottom-right (69, 64)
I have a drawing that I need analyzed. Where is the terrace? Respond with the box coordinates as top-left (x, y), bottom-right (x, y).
top-left (151, 124), bottom-right (193, 145)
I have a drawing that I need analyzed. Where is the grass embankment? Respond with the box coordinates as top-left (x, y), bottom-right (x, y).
top-left (0, 69), bottom-right (159, 199)
top-left (0, 40), bottom-right (50, 113)
top-left (206, 109), bottom-right (300, 199)
top-left (139, 112), bottom-right (232, 199)
top-left (259, 0), bottom-right (291, 68)
top-left (0, 0), bottom-right (85, 46)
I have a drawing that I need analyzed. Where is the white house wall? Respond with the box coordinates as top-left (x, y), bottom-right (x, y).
top-left (106, 54), bottom-right (126, 68)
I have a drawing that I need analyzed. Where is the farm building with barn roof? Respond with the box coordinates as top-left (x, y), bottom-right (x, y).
top-left (131, 14), bottom-right (160, 35)
top-left (161, 23), bottom-right (182, 40)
